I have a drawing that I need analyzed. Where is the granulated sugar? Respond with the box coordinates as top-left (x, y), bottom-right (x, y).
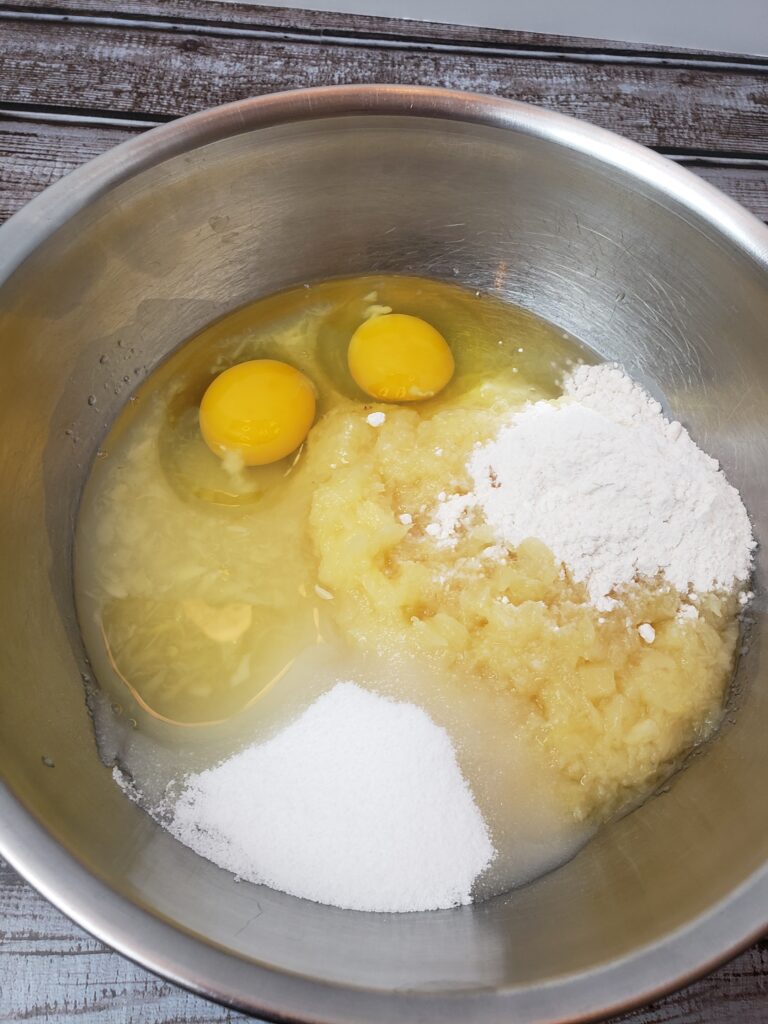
top-left (433, 363), bottom-right (754, 608)
top-left (168, 682), bottom-right (495, 912)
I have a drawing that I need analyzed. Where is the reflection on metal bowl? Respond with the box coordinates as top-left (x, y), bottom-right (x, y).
top-left (0, 85), bottom-right (766, 1024)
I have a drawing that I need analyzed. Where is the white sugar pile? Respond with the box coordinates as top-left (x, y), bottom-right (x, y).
top-left (168, 682), bottom-right (495, 912)
top-left (432, 363), bottom-right (754, 608)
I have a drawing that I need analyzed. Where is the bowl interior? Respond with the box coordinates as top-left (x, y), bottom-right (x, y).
top-left (0, 106), bottom-right (766, 1017)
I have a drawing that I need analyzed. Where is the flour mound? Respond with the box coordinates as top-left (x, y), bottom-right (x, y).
top-left (435, 363), bottom-right (754, 608)
top-left (169, 682), bottom-right (495, 912)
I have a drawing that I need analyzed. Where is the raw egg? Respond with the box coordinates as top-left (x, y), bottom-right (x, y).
top-left (199, 359), bottom-right (316, 466)
top-left (348, 313), bottom-right (454, 401)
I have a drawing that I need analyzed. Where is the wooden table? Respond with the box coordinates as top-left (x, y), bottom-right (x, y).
top-left (1, 2), bottom-right (766, 1020)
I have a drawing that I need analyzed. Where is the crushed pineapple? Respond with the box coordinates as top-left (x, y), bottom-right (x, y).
top-left (306, 397), bottom-right (738, 821)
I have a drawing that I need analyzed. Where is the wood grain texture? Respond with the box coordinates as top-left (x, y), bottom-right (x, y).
top-left (1, 15), bottom-right (768, 156)
top-left (0, 119), bottom-right (138, 223)
top-left (0, 2), bottom-right (767, 1022)
top-left (8, 0), bottom-right (768, 62)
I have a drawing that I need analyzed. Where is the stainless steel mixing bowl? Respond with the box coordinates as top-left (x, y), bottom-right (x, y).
top-left (0, 85), bottom-right (766, 1024)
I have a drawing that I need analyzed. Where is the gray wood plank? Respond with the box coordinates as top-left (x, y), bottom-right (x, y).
top-left (7, 0), bottom-right (768, 63)
top-left (0, 16), bottom-right (767, 156)
top-left (0, 119), bottom-right (138, 223)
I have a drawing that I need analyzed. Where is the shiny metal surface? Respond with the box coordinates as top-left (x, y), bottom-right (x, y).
top-left (0, 85), bottom-right (766, 1024)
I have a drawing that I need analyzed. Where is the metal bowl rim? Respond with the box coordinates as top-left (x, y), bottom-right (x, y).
top-left (0, 84), bottom-right (766, 1024)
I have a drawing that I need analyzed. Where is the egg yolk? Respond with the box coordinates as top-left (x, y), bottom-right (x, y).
top-left (347, 313), bottom-right (455, 401)
top-left (199, 359), bottom-right (316, 466)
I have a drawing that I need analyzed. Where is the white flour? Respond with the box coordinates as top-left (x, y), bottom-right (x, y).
top-left (433, 363), bottom-right (754, 608)
top-left (168, 682), bottom-right (495, 912)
